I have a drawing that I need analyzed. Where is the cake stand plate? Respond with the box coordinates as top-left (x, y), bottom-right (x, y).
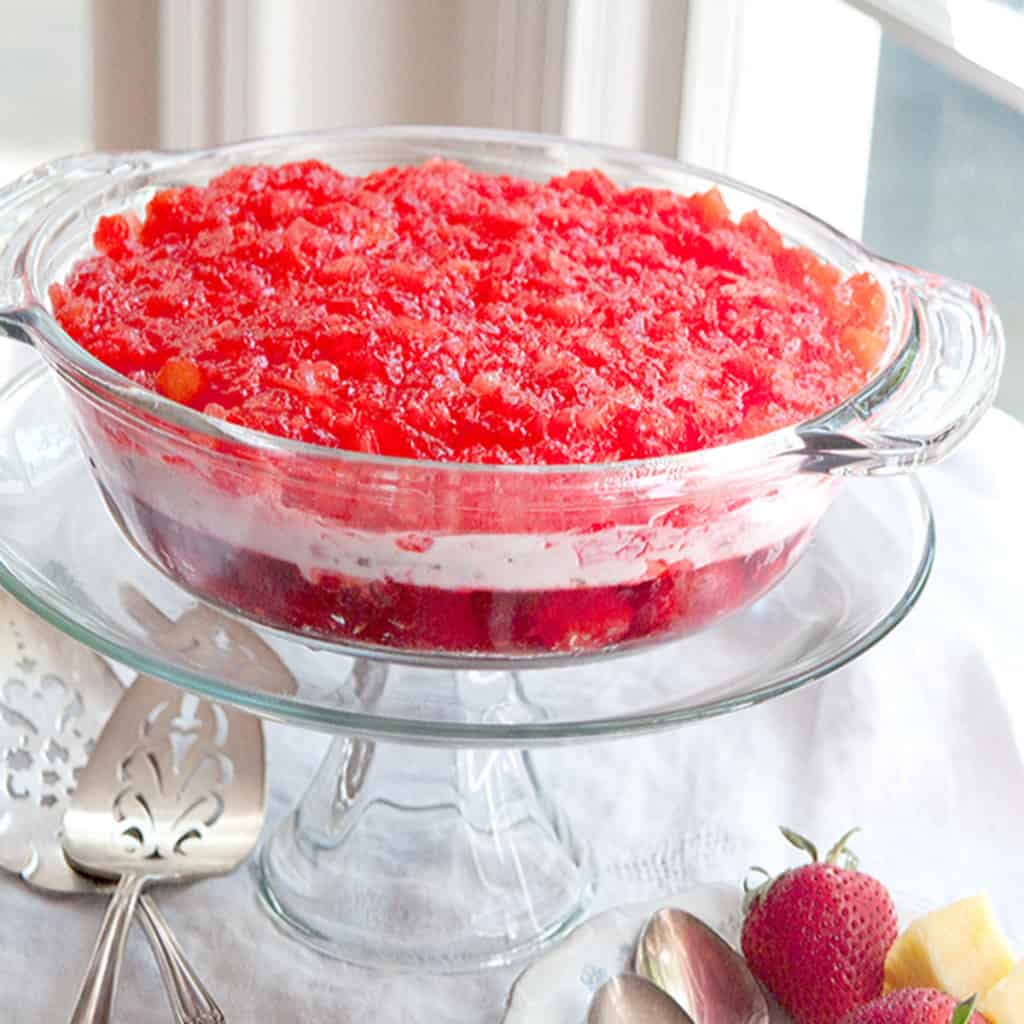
top-left (0, 362), bottom-right (935, 970)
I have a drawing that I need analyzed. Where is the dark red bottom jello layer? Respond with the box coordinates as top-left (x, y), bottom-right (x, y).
top-left (123, 496), bottom-right (807, 656)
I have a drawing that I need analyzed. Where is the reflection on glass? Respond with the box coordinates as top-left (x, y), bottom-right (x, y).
top-left (865, 35), bottom-right (1024, 414)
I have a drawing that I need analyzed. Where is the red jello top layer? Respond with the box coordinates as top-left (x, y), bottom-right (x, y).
top-left (51, 159), bottom-right (886, 465)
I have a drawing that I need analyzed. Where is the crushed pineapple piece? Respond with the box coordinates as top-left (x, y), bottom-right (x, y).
top-left (884, 894), bottom-right (1014, 1001)
top-left (979, 961), bottom-right (1024, 1023)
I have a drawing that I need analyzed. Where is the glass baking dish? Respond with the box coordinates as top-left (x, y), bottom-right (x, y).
top-left (0, 127), bottom-right (1004, 664)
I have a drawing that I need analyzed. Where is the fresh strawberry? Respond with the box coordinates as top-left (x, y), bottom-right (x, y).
top-left (840, 991), bottom-right (985, 1024)
top-left (740, 827), bottom-right (899, 1024)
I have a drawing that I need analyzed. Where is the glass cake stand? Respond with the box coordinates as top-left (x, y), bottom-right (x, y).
top-left (0, 362), bottom-right (935, 971)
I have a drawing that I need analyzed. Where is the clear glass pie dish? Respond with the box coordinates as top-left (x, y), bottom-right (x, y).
top-left (0, 127), bottom-right (1005, 665)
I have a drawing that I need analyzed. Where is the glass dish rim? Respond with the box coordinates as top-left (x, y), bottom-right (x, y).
top-left (0, 362), bottom-right (935, 746)
top-left (13, 123), bottom-right (909, 479)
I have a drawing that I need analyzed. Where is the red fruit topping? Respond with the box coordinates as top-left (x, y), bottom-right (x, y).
top-left (741, 828), bottom-right (899, 1024)
top-left (53, 159), bottom-right (885, 465)
top-left (155, 357), bottom-right (204, 405)
top-left (840, 991), bottom-right (985, 1024)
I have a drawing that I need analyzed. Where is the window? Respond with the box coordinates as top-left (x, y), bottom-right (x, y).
top-left (4, 0), bottom-right (1021, 412)
top-left (0, 0), bottom-right (92, 182)
top-left (864, 31), bottom-right (1024, 411)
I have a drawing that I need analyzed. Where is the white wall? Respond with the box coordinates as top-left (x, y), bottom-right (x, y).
top-left (0, 0), bottom-right (93, 181)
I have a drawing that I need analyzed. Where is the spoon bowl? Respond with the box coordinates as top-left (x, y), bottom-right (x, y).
top-left (635, 908), bottom-right (770, 1024)
top-left (587, 974), bottom-right (695, 1024)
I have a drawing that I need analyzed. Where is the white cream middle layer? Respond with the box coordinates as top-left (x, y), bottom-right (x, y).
top-left (119, 456), bottom-right (836, 591)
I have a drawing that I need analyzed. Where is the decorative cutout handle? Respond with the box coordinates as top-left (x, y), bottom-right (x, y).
top-left (0, 152), bottom-right (161, 329)
top-left (0, 157), bottom-right (102, 312)
top-left (798, 266), bottom-right (1005, 474)
top-left (137, 895), bottom-right (226, 1024)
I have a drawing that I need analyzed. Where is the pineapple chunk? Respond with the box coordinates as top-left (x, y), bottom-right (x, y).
top-left (884, 894), bottom-right (1014, 1000)
top-left (980, 961), bottom-right (1024, 1023)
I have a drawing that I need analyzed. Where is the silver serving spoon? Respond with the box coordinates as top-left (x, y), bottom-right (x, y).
top-left (0, 593), bottom-right (226, 1023)
top-left (62, 673), bottom-right (266, 1024)
top-left (636, 908), bottom-right (770, 1024)
top-left (588, 974), bottom-right (695, 1024)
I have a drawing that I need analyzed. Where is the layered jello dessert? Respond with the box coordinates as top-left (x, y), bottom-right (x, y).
top-left (50, 158), bottom-right (888, 656)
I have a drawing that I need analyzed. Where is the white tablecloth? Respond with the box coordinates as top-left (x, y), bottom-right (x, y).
top-left (1, 407), bottom-right (1022, 1022)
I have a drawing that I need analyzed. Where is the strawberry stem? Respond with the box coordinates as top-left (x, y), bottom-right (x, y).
top-left (825, 827), bottom-right (862, 869)
top-left (741, 866), bottom-right (773, 914)
top-left (743, 866), bottom-right (771, 893)
top-left (747, 826), bottom-right (868, 919)
top-left (779, 826), bottom-right (819, 862)
top-left (950, 995), bottom-right (977, 1024)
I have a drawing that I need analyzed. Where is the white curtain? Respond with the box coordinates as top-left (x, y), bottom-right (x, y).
top-left (91, 0), bottom-right (881, 235)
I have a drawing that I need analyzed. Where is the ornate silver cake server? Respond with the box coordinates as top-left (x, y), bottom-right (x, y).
top-left (0, 592), bottom-right (227, 1022)
top-left (62, 671), bottom-right (266, 1023)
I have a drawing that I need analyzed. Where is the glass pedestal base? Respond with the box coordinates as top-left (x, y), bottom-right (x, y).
top-left (256, 664), bottom-right (591, 972)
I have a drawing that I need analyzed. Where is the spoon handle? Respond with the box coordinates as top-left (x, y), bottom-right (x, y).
top-left (68, 871), bottom-right (147, 1024)
top-left (137, 895), bottom-right (226, 1024)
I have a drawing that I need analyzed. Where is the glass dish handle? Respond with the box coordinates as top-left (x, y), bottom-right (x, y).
top-left (0, 153), bottom-right (157, 328)
top-left (798, 266), bottom-right (1005, 475)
